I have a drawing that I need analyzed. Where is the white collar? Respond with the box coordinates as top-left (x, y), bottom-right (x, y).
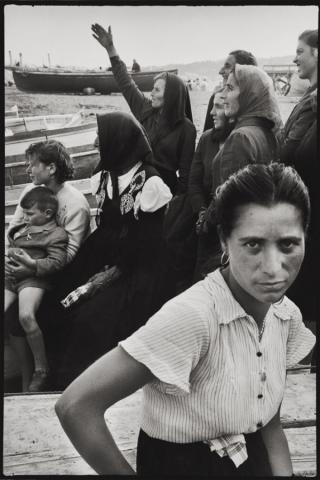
top-left (205, 269), bottom-right (292, 325)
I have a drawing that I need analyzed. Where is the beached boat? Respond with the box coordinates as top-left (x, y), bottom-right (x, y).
top-left (5, 111), bottom-right (99, 186)
top-left (5, 105), bottom-right (19, 117)
top-left (5, 111), bottom-right (94, 135)
top-left (9, 66), bottom-right (178, 94)
top-left (5, 149), bottom-right (99, 192)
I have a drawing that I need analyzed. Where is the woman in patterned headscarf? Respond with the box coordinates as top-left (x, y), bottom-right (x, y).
top-left (195, 64), bottom-right (282, 280)
top-left (91, 23), bottom-right (196, 195)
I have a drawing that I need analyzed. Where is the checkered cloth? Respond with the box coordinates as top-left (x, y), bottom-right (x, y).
top-left (205, 434), bottom-right (248, 468)
top-left (61, 283), bottom-right (91, 309)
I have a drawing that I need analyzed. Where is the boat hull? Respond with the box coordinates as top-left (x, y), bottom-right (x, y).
top-left (5, 122), bottom-right (99, 187)
top-left (6, 113), bottom-right (86, 134)
top-left (12, 68), bottom-right (178, 94)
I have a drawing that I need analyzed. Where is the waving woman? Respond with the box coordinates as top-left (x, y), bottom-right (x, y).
top-left (91, 23), bottom-right (196, 195)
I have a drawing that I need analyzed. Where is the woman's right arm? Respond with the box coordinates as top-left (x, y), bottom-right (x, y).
top-left (91, 23), bottom-right (149, 120)
top-left (55, 345), bottom-right (154, 475)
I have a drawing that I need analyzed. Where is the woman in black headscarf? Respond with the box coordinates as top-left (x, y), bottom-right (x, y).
top-left (91, 23), bottom-right (196, 195)
top-left (44, 112), bottom-right (172, 389)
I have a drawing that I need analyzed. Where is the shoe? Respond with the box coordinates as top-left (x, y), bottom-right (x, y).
top-left (28, 370), bottom-right (49, 392)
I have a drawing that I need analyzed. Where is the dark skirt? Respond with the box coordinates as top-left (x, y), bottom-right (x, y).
top-left (136, 429), bottom-right (272, 477)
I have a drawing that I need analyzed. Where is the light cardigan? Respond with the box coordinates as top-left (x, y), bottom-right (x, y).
top-left (8, 183), bottom-right (91, 263)
top-left (120, 268), bottom-right (315, 464)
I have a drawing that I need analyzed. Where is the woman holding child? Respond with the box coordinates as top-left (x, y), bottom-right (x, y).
top-left (56, 163), bottom-right (315, 476)
top-left (6, 140), bottom-right (91, 391)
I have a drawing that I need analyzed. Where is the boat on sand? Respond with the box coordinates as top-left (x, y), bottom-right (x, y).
top-left (5, 111), bottom-right (99, 187)
top-left (9, 66), bottom-right (178, 94)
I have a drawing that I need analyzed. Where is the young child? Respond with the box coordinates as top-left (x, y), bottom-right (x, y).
top-left (5, 186), bottom-right (68, 392)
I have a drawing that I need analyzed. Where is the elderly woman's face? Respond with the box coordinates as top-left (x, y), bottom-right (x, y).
top-left (210, 92), bottom-right (227, 130)
top-left (151, 78), bottom-right (166, 109)
top-left (222, 73), bottom-right (240, 118)
top-left (221, 203), bottom-right (305, 308)
top-left (294, 39), bottom-right (318, 81)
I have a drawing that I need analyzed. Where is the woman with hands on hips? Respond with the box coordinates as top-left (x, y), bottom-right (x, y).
top-left (56, 162), bottom-right (315, 476)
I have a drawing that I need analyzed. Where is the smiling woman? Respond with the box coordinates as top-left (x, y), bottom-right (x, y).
top-left (280, 29), bottom-right (318, 164)
top-left (91, 23), bottom-right (196, 196)
top-left (280, 29), bottom-right (318, 362)
top-left (194, 64), bottom-right (282, 280)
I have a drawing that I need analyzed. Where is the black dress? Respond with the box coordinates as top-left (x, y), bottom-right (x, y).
top-left (48, 164), bottom-right (174, 388)
top-left (110, 56), bottom-right (196, 195)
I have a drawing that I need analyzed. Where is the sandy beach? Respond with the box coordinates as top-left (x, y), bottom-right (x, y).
top-left (5, 85), bottom-right (298, 142)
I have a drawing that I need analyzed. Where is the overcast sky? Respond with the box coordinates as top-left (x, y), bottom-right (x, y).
top-left (4, 5), bottom-right (318, 68)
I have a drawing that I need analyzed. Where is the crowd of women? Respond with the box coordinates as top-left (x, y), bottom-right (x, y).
top-left (5, 24), bottom-right (317, 476)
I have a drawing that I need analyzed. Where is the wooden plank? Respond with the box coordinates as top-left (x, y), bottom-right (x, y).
top-left (3, 374), bottom-right (316, 475)
top-left (4, 149), bottom-right (98, 169)
top-left (3, 391), bottom-right (141, 475)
top-left (281, 373), bottom-right (316, 426)
top-left (5, 178), bottom-right (98, 215)
top-left (5, 177), bottom-right (95, 202)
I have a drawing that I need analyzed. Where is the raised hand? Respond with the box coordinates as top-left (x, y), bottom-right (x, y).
top-left (91, 23), bottom-right (114, 50)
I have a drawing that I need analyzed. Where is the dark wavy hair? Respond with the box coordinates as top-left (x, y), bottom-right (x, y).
top-left (299, 29), bottom-right (318, 48)
top-left (213, 163), bottom-right (310, 239)
top-left (20, 186), bottom-right (58, 215)
top-left (229, 49), bottom-right (258, 66)
top-left (25, 140), bottom-right (74, 183)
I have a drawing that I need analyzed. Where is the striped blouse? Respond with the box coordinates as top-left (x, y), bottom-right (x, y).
top-left (119, 268), bottom-right (315, 456)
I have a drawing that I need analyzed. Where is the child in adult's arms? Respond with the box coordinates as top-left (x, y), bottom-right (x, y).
top-left (5, 187), bottom-right (68, 392)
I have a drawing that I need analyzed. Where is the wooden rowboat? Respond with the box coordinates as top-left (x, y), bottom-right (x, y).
top-left (5, 112), bottom-right (99, 186)
top-left (5, 111), bottom-right (94, 135)
top-left (5, 150), bottom-right (100, 190)
top-left (10, 66), bottom-right (178, 94)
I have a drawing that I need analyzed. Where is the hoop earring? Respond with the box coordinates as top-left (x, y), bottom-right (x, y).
top-left (221, 251), bottom-right (229, 267)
